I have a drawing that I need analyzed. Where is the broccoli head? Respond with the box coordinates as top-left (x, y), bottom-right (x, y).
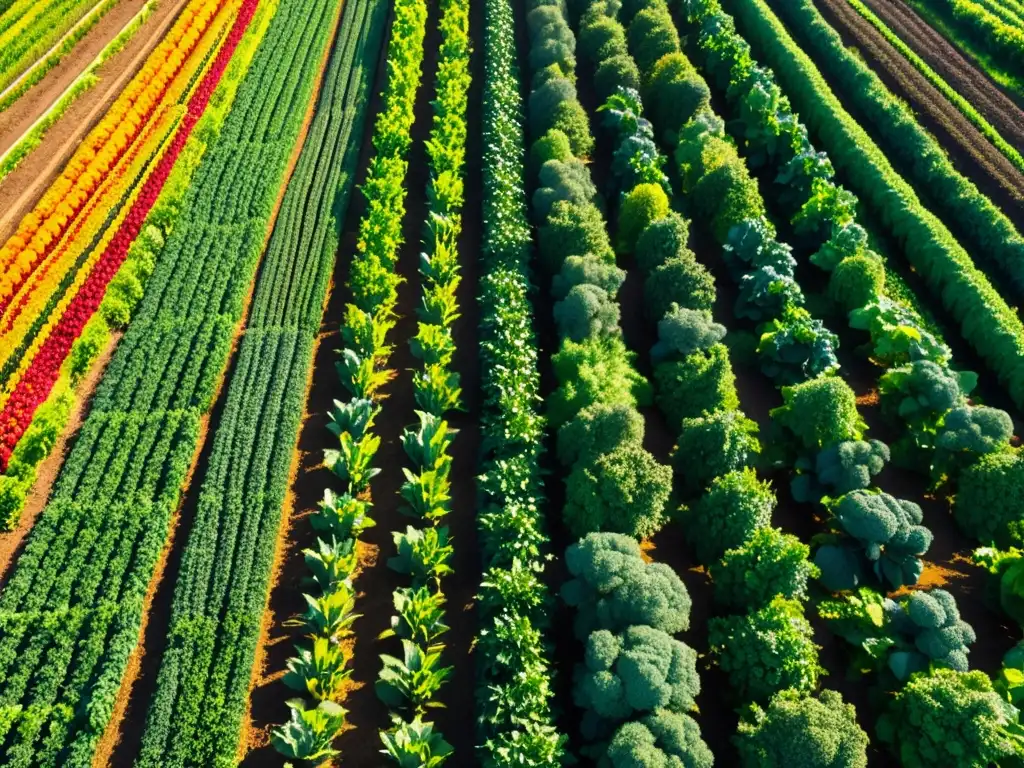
top-left (554, 283), bottom-right (621, 342)
top-left (683, 467), bottom-right (775, 565)
top-left (735, 689), bottom-right (868, 768)
top-left (955, 449), bottom-right (1024, 548)
top-left (815, 490), bottom-right (932, 591)
top-left (671, 408), bottom-right (760, 500)
top-left (574, 626), bottom-right (700, 723)
top-left (557, 402), bottom-right (645, 468)
top-left (771, 375), bottom-right (864, 453)
top-left (712, 527), bottom-right (819, 610)
top-left (936, 405), bottom-right (1013, 460)
top-left (650, 305), bottom-right (726, 364)
top-left (877, 668), bottom-right (1016, 768)
top-left (562, 532), bottom-right (691, 638)
top-left (602, 710), bottom-right (713, 768)
top-left (564, 442), bottom-right (672, 539)
top-left (816, 439), bottom-right (889, 495)
top-left (708, 596), bottom-right (821, 703)
top-left (877, 359), bottom-right (974, 429)
top-left (883, 589), bottom-right (976, 680)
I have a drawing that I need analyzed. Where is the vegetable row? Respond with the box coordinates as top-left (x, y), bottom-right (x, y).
top-left (0, 0), bottom-right (337, 761)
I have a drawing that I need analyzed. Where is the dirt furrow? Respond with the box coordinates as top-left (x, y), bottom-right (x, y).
top-left (817, 0), bottom-right (1024, 232)
top-left (860, 0), bottom-right (1024, 148)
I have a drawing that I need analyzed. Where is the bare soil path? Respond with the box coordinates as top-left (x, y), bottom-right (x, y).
top-left (0, 0), bottom-right (150, 150)
top-left (816, 0), bottom-right (1024, 232)
top-left (859, 0), bottom-right (1024, 148)
top-left (0, 0), bottom-right (192, 242)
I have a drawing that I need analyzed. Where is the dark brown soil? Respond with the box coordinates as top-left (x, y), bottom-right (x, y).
top-left (816, 0), bottom-right (1024, 235)
top-left (859, 0), bottom-right (1024, 150)
top-left (0, 0), bottom-right (194, 242)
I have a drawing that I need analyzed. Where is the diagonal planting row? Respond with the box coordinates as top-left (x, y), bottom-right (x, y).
top-left (0, 0), bottom-right (346, 763)
top-left (134, 0), bottom-right (389, 763)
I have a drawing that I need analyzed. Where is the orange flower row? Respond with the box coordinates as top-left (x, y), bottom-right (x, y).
top-left (0, 0), bottom-right (233, 311)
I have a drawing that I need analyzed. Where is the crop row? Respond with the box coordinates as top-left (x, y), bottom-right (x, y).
top-left (658, 0), bottom-right (1021, 761)
top-left (474, 0), bottom-right (566, 762)
top-left (843, 0), bottom-right (1024, 175)
top-left (926, 0), bottom-right (1024, 78)
top-left (0, 0), bottom-right (342, 762)
top-left (133, 0), bottom-right (388, 764)
top-left (0, 0), bottom-right (278, 532)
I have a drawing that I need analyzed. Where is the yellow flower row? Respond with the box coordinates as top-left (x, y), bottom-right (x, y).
top-left (0, 0), bottom-right (239, 365)
top-left (0, 0), bottom-right (232, 306)
top-left (0, 106), bottom-right (182, 411)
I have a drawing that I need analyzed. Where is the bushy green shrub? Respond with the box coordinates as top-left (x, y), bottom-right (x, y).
top-left (877, 669), bottom-right (1016, 768)
top-left (557, 403), bottom-right (644, 468)
top-left (605, 710), bottom-right (713, 768)
top-left (955, 449), bottom-right (1024, 548)
top-left (551, 99), bottom-right (595, 157)
top-left (550, 335), bottom-right (652, 426)
top-left (69, 316), bottom-right (109, 385)
top-left (735, 689), bottom-right (868, 768)
top-left (594, 54), bottom-right (642, 103)
top-left (672, 409), bottom-right (759, 497)
top-left (885, 589), bottom-right (975, 677)
top-left (771, 376), bottom-right (865, 453)
top-left (690, 148), bottom-right (766, 243)
top-left (618, 183), bottom-right (670, 253)
top-left (533, 158), bottom-right (597, 220)
top-left (713, 527), bottom-right (818, 610)
top-left (530, 76), bottom-right (576, 137)
top-left (645, 54), bottom-right (711, 141)
top-left (644, 253), bottom-right (715, 320)
top-left (565, 442), bottom-right (672, 538)
top-left (628, 7), bottom-right (679, 75)
top-left (635, 211), bottom-right (690, 273)
top-left (552, 253), bottom-right (626, 300)
top-left (539, 200), bottom-right (614, 272)
top-left (650, 306), bottom-right (726, 364)
top-left (562, 532), bottom-right (691, 637)
top-left (828, 254), bottom-right (884, 311)
top-left (530, 128), bottom-right (573, 179)
top-left (554, 283), bottom-right (621, 342)
top-left (709, 596), bottom-right (821, 702)
top-left (574, 625), bottom-right (700, 722)
top-left (684, 467), bottom-right (775, 564)
top-left (654, 343), bottom-right (737, 426)
top-left (579, 16), bottom-right (626, 62)
top-left (529, 32), bottom-right (575, 75)
top-left (936, 405), bottom-right (1014, 465)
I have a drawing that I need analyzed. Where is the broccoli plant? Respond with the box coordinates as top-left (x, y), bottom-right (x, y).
top-left (771, 376), bottom-right (864, 454)
top-left (736, 264), bottom-right (803, 322)
top-left (756, 305), bottom-right (840, 384)
top-left (562, 532), bottom-right (692, 638)
top-left (551, 253), bottom-right (626, 300)
top-left (955, 449), bottom-right (1024, 548)
top-left (557, 402), bottom-right (645, 468)
top-left (671, 409), bottom-right (760, 500)
top-left (722, 216), bottom-right (796, 280)
top-left (650, 305), bottom-right (726, 364)
top-left (564, 441), bottom-right (672, 539)
top-left (877, 668), bottom-right (1018, 768)
top-left (878, 359), bottom-right (975, 433)
top-left (884, 589), bottom-right (976, 681)
top-left (708, 596), bottom-right (822, 702)
top-left (791, 439), bottom-right (889, 503)
top-left (934, 404), bottom-right (1014, 477)
top-left (711, 527), bottom-right (819, 610)
top-left (574, 626), bottom-right (700, 735)
top-left (734, 689), bottom-right (869, 768)
top-left (810, 221), bottom-right (868, 271)
top-left (682, 467), bottom-right (775, 565)
top-left (974, 547), bottom-right (1024, 629)
top-left (814, 490), bottom-right (932, 591)
top-left (549, 336), bottom-right (651, 427)
top-left (604, 710), bottom-right (713, 768)
top-left (554, 283), bottom-right (621, 342)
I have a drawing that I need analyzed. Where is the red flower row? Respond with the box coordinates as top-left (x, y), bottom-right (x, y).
top-left (0, 0), bottom-right (261, 469)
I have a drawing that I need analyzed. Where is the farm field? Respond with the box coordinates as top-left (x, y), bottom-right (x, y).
top-left (5, 0), bottom-right (1024, 764)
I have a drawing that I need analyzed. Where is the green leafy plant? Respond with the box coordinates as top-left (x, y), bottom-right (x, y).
top-left (313, 489), bottom-right (376, 540)
top-left (388, 526), bottom-right (454, 585)
top-left (377, 640), bottom-right (453, 713)
top-left (712, 527), bottom-right (819, 610)
top-left (282, 636), bottom-right (352, 701)
top-left (304, 537), bottom-right (358, 592)
top-left (382, 586), bottom-right (450, 648)
top-left (380, 716), bottom-right (453, 767)
top-left (271, 699), bottom-right (347, 761)
top-left (683, 467), bottom-right (775, 565)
